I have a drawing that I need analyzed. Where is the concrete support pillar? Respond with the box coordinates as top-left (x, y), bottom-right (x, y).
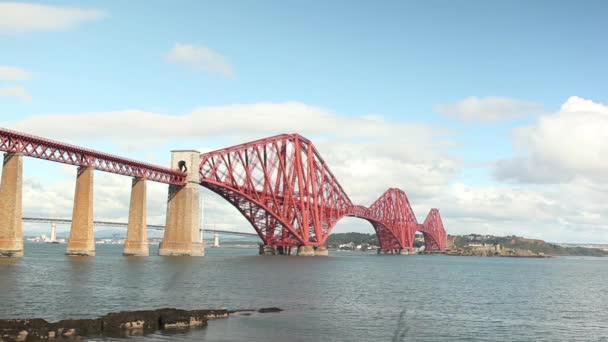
top-left (123, 177), bottom-right (149, 256)
top-left (159, 150), bottom-right (204, 256)
top-left (379, 249), bottom-right (401, 255)
top-left (0, 153), bottom-right (23, 257)
top-left (314, 246), bottom-right (329, 256)
top-left (259, 244), bottom-right (277, 255)
top-left (276, 245), bottom-right (292, 255)
top-left (297, 245), bottom-right (315, 256)
top-left (66, 166), bottom-right (95, 256)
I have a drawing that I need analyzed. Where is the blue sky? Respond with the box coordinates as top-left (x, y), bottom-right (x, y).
top-left (1, 1), bottom-right (608, 242)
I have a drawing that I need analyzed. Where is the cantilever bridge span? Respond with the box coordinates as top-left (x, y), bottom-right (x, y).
top-left (0, 127), bottom-right (445, 257)
top-left (198, 133), bottom-right (445, 253)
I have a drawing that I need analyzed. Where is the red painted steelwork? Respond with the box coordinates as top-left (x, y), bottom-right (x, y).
top-left (200, 134), bottom-right (447, 250)
top-left (0, 127), bottom-right (186, 185)
top-left (417, 208), bottom-right (446, 251)
top-left (200, 134), bottom-right (352, 246)
top-left (345, 188), bottom-right (419, 250)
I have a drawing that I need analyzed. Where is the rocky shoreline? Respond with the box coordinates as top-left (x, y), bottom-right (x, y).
top-left (446, 244), bottom-right (550, 257)
top-left (0, 307), bottom-right (283, 341)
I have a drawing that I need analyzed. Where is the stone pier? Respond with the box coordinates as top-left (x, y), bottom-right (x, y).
top-left (378, 248), bottom-right (400, 255)
top-left (297, 245), bottom-right (316, 256)
top-left (0, 153), bottom-right (23, 257)
top-left (123, 177), bottom-right (149, 256)
top-left (259, 244), bottom-right (277, 255)
top-left (259, 245), bottom-right (298, 256)
top-left (277, 245), bottom-right (294, 255)
top-left (314, 246), bottom-right (329, 256)
top-left (377, 248), bottom-right (413, 255)
top-left (159, 151), bottom-right (204, 256)
top-left (66, 167), bottom-right (95, 256)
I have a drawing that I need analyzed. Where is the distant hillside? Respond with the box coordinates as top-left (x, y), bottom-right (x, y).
top-left (453, 234), bottom-right (608, 257)
top-left (326, 233), bottom-right (378, 247)
top-left (326, 232), bottom-right (425, 248)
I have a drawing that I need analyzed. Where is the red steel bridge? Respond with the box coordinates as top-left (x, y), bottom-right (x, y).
top-left (0, 127), bottom-right (446, 252)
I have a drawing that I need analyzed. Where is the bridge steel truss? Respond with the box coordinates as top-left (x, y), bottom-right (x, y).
top-left (200, 134), bottom-right (447, 251)
top-left (199, 134), bottom-right (352, 247)
top-left (1, 127), bottom-right (446, 251)
top-left (0, 127), bottom-right (186, 185)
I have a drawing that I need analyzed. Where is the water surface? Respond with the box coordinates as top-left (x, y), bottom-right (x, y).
top-left (1, 243), bottom-right (607, 341)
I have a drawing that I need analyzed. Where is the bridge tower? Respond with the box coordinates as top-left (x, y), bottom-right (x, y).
top-left (159, 150), bottom-right (204, 256)
top-left (0, 153), bottom-right (23, 257)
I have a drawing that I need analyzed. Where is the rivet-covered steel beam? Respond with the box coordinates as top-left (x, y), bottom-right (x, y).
top-left (0, 127), bottom-right (186, 185)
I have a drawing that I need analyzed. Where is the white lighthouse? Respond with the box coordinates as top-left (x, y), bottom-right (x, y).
top-left (213, 232), bottom-right (220, 248)
top-left (50, 223), bottom-right (57, 243)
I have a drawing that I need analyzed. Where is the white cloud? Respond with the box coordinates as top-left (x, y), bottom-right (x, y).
top-left (0, 2), bottom-right (105, 32)
top-left (0, 85), bottom-right (32, 101)
top-left (435, 96), bottom-right (544, 121)
top-left (167, 43), bottom-right (234, 77)
top-left (0, 65), bottom-right (31, 80)
top-left (495, 96), bottom-right (608, 183)
top-left (483, 96), bottom-right (608, 243)
top-left (1, 102), bottom-right (448, 149)
top-left (411, 180), bottom-right (608, 243)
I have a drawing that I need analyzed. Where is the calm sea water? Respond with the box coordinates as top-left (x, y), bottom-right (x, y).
top-left (1, 243), bottom-right (607, 341)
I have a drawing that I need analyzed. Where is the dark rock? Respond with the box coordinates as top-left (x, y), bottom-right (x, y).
top-left (0, 318), bottom-right (50, 341)
top-left (228, 309), bottom-right (255, 314)
top-left (157, 308), bottom-right (196, 329)
top-left (101, 310), bottom-right (160, 335)
top-left (50, 318), bottom-right (102, 338)
top-left (0, 307), bottom-right (233, 340)
top-left (258, 307), bottom-right (283, 313)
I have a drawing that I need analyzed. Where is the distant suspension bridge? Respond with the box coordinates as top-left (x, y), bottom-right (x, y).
top-left (22, 217), bottom-right (259, 238)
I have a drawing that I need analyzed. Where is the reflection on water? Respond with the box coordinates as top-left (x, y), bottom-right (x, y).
top-left (1, 243), bottom-right (608, 341)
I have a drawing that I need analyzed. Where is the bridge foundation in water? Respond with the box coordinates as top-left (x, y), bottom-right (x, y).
top-left (66, 167), bottom-right (96, 256)
top-left (314, 246), bottom-right (329, 256)
top-left (259, 244), bottom-right (277, 255)
top-left (0, 153), bottom-right (23, 257)
top-left (377, 248), bottom-right (415, 255)
top-left (159, 151), bottom-right (204, 256)
top-left (296, 245), bottom-right (329, 256)
top-left (123, 177), bottom-right (149, 256)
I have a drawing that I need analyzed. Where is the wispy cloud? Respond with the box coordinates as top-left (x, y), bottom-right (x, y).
top-left (0, 65), bottom-right (31, 80)
top-left (434, 96), bottom-right (544, 121)
top-left (0, 2), bottom-right (105, 32)
top-left (0, 85), bottom-right (32, 101)
top-left (167, 43), bottom-right (234, 78)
